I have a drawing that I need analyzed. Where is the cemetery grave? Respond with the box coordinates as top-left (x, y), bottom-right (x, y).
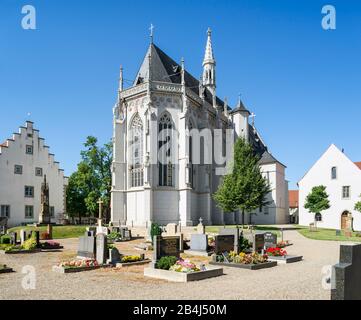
top-left (144, 235), bottom-right (223, 282)
top-left (209, 229), bottom-right (277, 270)
top-left (331, 243), bottom-right (361, 300)
top-left (0, 231), bottom-right (41, 254)
top-left (262, 232), bottom-right (303, 264)
top-left (53, 231), bottom-right (112, 273)
top-left (184, 218), bottom-right (213, 257)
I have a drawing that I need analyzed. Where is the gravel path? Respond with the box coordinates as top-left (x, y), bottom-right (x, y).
top-left (0, 230), bottom-right (343, 300)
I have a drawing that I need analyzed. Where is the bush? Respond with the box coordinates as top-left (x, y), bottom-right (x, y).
top-left (155, 256), bottom-right (178, 270)
top-left (22, 237), bottom-right (37, 251)
top-left (0, 236), bottom-right (11, 244)
top-left (239, 237), bottom-right (251, 252)
top-left (151, 223), bottom-right (162, 243)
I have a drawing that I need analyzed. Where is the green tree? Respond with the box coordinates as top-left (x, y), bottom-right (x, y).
top-left (304, 185), bottom-right (330, 226)
top-left (66, 136), bottom-right (113, 223)
top-left (354, 194), bottom-right (361, 214)
top-left (213, 137), bottom-right (271, 226)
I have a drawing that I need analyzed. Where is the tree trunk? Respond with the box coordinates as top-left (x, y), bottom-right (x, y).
top-left (78, 212), bottom-right (82, 225)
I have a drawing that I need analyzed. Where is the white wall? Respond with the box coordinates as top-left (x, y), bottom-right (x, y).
top-left (299, 144), bottom-right (361, 230)
top-left (0, 122), bottom-right (68, 227)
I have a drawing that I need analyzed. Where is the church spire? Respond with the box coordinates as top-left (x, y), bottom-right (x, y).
top-left (119, 65), bottom-right (123, 91)
top-left (202, 27), bottom-right (216, 97)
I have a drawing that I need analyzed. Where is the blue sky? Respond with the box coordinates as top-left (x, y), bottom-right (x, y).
top-left (1, 0), bottom-right (360, 189)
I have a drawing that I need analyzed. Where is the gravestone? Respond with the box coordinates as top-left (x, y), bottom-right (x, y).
top-left (86, 230), bottom-right (96, 237)
top-left (34, 231), bottom-right (40, 246)
top-left (96, 233), bottom-right (107, 265)
top-left (47, 224), bottom-right (53, 239)
top-left (190, 234), bottom-right (208, 252)
top-left (165, 223), bottom-right (178, 236)
top-left (331, 244), bottom-right (361, 300)
top-left (214, 235), bottom-right (235, 255)
top-left (253, 233), bottom-right (265, 253)
top-left (77, 235), bottom-right (96, 259)
top-left (96, 226), bottom-right (109, 236)
top-left (107, 247), bottom-right (121, 265)
top-left (152, 235), bottom-right (181, 267)
top-left (219, 228), bottom-right (241, 254)
top-left (122, 228), bottom-right (131, 240)
top-left (344, 230), bottom-right (352, 238)
top-left (264, 232), bottom-right (277, 249)
top-left (10, 232), bottom-right (17, 245)
top-left (20, 229), bottom-right (26, 244)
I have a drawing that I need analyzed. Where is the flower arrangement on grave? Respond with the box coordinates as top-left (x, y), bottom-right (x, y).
top-left (59, 259), bottom-right (99, 269)
top-left (42, 241), bottom-right (60, 248)
top-left (218, 251), bottom-right (268, 264)
top-left (266, 247), bottom-right (287, 257)
top-left (277, 240), bottom-right (291, 248)
top-left (169, 259), bottom-right (201, 273)
top-left (120, 255), bottom-right (143, 263)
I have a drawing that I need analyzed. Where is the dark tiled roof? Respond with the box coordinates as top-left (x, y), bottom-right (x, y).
top-left (134, 44), bottom-right (231, 109)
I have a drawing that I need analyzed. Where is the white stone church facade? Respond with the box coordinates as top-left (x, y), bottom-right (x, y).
top-left (111, 29), bottom-right (289, 227)
top-left (0, 121), bottom-right (68, 227)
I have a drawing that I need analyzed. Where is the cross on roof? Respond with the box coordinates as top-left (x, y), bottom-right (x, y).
top-left (149, 23), bottom-right (154, 43)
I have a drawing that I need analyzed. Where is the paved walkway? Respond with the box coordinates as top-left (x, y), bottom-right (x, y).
top-left (0, 230), bottom-right (344, 300)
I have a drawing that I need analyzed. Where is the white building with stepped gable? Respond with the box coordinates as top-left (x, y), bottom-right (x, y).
top-left (0, 121), bottom-right (68, 227)
top-left (111, 29), bottom-right (289, 227)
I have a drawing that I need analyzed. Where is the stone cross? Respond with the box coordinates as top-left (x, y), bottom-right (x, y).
top-left (149, 23), bottom-right (154, 43)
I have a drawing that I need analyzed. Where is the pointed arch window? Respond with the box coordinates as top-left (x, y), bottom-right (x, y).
top-left (158, 113), bottom-right (173, 186)
top-left (188, 120), bottom-right (195, 188)
top-left (129, 113), bottom-right (144, 187)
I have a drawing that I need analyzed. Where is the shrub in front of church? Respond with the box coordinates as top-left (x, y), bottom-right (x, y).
top-left (150, 223), bottom-right (162, 244)
top-left (155, 256), bottom-right (178, 270)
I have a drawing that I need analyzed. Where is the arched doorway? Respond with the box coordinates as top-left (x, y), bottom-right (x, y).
top-left (341, 211), bottom-right (353, 231)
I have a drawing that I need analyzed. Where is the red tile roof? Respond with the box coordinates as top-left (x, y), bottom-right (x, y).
top-left (289, 190), bottom-right (299, 208)
top-left (355, 162), bottom-right (361, 170)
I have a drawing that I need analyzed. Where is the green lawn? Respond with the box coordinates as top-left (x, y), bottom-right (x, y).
top-left (7, 225), bottom-right (89, 239)
top-left (297, 226), bottom-right (361, 242)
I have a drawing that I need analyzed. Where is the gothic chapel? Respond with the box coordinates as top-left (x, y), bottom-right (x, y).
top-left (111, 28), bottom-right (289, 226)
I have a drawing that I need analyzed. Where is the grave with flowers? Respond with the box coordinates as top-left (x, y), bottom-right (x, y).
top-left (53, 232), bottom-right (112, 273)
top-left (265, 247), bottom-right (303, 264)
top-left (209, 232), bottom-right (277, 270)
top-left (143, 235), bottom-right (223, 282)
